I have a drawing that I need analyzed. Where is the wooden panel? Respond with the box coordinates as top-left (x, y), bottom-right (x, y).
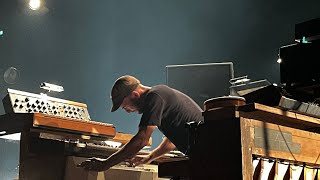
top-left (33, 113), bottom-right (116, 138)
top-left (240, 117), bottom-right (254, 180)
top-left (0, 113), bottom-right (116, 139)
top-left (31, 128), bottom-right (111, 142)
top-left (248, 120), bottom-right (320, 165)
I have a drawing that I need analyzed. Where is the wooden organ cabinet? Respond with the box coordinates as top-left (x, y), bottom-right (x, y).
top-left (158, 97), bottom-right (320, 180)
top-left (0, 89), bottom-right (159, 180)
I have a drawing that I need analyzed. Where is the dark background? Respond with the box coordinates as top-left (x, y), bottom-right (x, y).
top-left (1, 0), bottom-right (319, 179)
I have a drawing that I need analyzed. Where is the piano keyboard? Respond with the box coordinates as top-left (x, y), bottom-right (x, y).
top-left (66, 141), bottom-right (182, 160)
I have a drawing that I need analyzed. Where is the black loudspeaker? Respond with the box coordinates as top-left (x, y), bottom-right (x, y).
top-left (242, 85), bottom-right (286, 107)
top-left (295, 18), bottom-right (320, 42)
top-left (166, 62), bottom-right (234, 108)
top-left (279, 41), bottom-right (320, 87)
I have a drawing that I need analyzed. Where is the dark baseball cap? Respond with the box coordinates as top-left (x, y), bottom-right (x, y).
top-left (110, 75), bottom-right (140, 112)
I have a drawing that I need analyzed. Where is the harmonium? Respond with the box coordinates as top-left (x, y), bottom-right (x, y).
top-left (158, 96), bottom-right (320, 180)
top-left (0, 89), bottom-right (160, 180)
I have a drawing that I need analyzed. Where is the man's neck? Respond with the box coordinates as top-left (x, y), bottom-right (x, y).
top-left (137, 85), bottom-right (151, 95)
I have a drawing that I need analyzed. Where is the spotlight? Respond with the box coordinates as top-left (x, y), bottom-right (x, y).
top-left (29, 0), bottom-right (41, 10)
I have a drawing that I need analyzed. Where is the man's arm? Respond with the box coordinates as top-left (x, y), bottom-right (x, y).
top-left (129, 136), bottom-right (176, 166)
top-left (78, 125), bottom-right (156, 171)
top-left (148, 137), bottom-right (176, 161)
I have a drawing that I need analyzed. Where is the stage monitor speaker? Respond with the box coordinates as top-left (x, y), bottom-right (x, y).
top-left (166, 62), bottom-right (234, 108)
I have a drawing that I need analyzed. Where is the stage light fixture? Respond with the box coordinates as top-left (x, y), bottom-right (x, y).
top-left (29, 0), bottom-right (41, 10)
top-left (0, 133), bottom-right (21, 141)
top-left (40, 82), bottom-right (64, 92)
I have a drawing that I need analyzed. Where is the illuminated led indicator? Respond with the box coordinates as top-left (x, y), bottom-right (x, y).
top-left (277, 58), bottom-right (282, 63)
top-left (0, 30), bottom-right (3, 36)
top-left (302, 36), bottom-right (308, 43)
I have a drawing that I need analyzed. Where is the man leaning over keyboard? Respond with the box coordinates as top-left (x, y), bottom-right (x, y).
top-left (78, 75), bottom-right (203, 171)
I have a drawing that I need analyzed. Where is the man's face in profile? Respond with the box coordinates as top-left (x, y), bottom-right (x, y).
top-left (121, 95), bottom-right (144, 114)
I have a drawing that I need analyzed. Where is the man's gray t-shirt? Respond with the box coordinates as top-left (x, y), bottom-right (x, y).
top-left (139, 85), bottom-right (203, 154)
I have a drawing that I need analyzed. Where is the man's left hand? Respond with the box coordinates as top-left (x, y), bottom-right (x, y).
top-left (126, 154), bottom-right (152, 167)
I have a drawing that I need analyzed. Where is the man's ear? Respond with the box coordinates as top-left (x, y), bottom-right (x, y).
top-left (131, 91), bottom-right (140, 98)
